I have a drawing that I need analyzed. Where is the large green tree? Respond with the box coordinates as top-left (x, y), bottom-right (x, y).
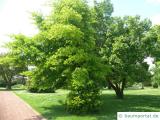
top-left (46, 0), bottom-right (107, 113)
top-left (9, 0), bottom-right (108, 113)
top-left (102, 16), bottom-right (152, 99)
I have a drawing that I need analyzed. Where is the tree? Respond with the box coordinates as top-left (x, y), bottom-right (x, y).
top-left (8, 33), bottom-right (57, 92)
top-left (102, 16), bottom-right (152, 99)
top-left (151, 62), bottom-right (160, 88)
top-left (132, 62), bottom-right (151, 89)
top-left (143, 25), bottom-right (160, 88)
top-left (0, 54), bottom-right (26, 89)
top-left (9, 0), bottom-right (108, 113)
top-left (143, 25), bottom-right (160, 61)
top-left (46, 0), bottom-right (108, 113)
top-left (92, 0), bottom-right (113, 89)
top-left (92, 0), bottom-right (113, 48)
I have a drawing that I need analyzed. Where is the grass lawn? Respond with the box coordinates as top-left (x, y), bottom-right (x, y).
top-left (14, 88), bottom-right (160, 120)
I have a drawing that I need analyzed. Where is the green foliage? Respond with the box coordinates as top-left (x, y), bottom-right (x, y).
top-left (66, 68), bottom-right (101, 114)
top-left (92, 0), bottom-right (113, 48)
top-left (49, 0), bottom-right (106, 113)
top-left (0, 54), bottom-right (26, 89)
top-left (7, 0), bottom-right (109, 113)
top-left (131, 62), bottom-right (151, 84)
top-left (153, 82), bottom-right (158, 88)
top-left (151, 62), bottom-right (160, 88)
top-left (143, 25), bottom-right (160, 60)
top-left (143, 25), bottom-right (160, 88)
top-left (102, 16), bottom-right (152, 98)
top-left (24, 67), bottom-right (56, 93)
top-left (32, 12), bottom-right (45, 30)
top-left (0, 77), bottom-right (6, 87)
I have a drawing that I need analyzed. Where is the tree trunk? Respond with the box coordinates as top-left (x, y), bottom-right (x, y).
top-left (108, 79), bottom-right (126, 99)
top-left (141, 82), bottom-right (144, 89)
top-left (6, 84), bottom-right (11, 90)
top-left (115, 88), bottom-right (124, 99)
top-left (107, 80), bottom-right (112, 89)
top-left (6, 79), bottom-right (12, 90)
top-left (0, 66), bottom-right (12, 90)
top-left (4, 73), bottom-right (12, 90)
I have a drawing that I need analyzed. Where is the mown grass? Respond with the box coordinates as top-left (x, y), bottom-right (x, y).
top-left (14, 88), bottom-right (160, 120)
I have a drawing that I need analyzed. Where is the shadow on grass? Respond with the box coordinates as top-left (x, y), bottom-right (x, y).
top-left (97, 94), bottom-right (160, 120)
top-left (40, 104), bottom-right (70, 120)
top-left (38, 93), bottom-right (160, 120)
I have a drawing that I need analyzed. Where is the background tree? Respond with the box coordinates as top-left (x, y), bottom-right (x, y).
top-left (151, 62), bottom-right (160, 88)
top-left (102, 16), bottom-right (152, 99)
top-left (8, 32), bottom-right (57, 92)
top-left (143, 25), bottom-right (160, 61)
top-left (132, 62), bottom-right (151, 89)
top-left (0, 54), bottom-right (26, 89)
top-left (92, 0), bottom-right (113, 48)
top-left (143, 25), bottom-right (160, 88)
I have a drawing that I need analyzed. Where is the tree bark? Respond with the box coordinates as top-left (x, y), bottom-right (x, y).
top-left (141, 82), bottom-right (144, 89)
top-left (6, 84), bottom-right (11, 90)
top-left (0, 66), bottom-right (11, 90)
top-left (6, 79), bottom-right (12, 90)
top-left (107, 80), bottom-right (112, 89)
top-left (4, 71), bottom-right (12, 90)
top-left (108, 79), bottom-right (125, 99)
top-left (115, 88), bottom-right (124, 99)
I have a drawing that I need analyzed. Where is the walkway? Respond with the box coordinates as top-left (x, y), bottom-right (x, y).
top-left (0, 91), bottom-right (46, 120)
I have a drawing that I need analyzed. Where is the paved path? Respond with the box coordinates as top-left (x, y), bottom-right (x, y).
top-left (0, 91), bottom-right (46, 120)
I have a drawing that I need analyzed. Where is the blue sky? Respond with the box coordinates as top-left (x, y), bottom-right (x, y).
top-left (0, 0), bottom-right (160, 53)
top-left (111, 0), bottom-right (160, 23)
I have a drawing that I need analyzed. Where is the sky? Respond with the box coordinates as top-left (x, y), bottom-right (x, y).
top-left (0, 0), bottom-right (160, 53)
top-left (0, 0), bottom-right (51, 53)
top-left (112, 0), bottom-right (160, 24)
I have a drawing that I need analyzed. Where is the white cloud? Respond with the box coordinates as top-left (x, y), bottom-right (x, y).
top-left (150, 14), bottom-right (160, 25)
top-left (0, 0), bottom-right (51, 53)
